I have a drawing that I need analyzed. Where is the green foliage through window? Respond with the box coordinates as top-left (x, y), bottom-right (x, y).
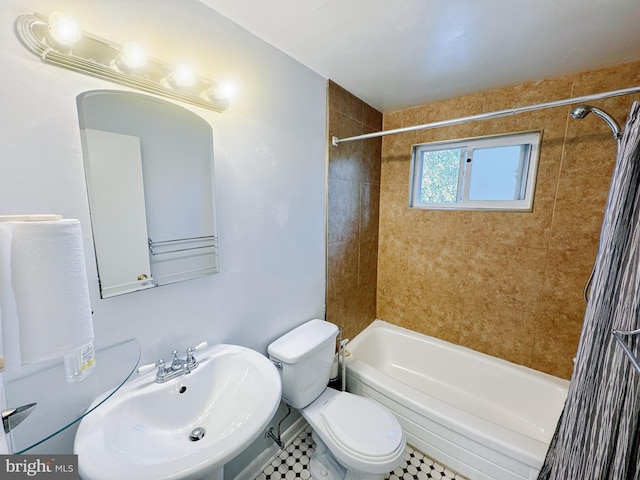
top-left (420, 149), bottom-right (460, 203)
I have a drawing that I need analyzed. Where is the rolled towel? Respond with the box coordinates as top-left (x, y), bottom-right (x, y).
top-left (0, 218), bottom-right (94, 376)
top-left (0, 223), bottom-right (14, 370)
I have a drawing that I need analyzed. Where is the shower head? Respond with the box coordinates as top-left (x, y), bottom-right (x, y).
top-left (570, 105), bottom-right (592, 119)
top-left (570, 104), bottom-right (622, 140)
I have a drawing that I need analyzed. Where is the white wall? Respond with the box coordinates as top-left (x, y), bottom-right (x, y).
top-left (0, 0), bottom-right (327, 462)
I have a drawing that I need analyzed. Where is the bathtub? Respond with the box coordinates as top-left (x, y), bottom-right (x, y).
top-left (344, 320), bottom-right (569, 480)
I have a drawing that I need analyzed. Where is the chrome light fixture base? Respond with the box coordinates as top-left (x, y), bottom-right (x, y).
top-left (15, 13), bottom-right (229, 113)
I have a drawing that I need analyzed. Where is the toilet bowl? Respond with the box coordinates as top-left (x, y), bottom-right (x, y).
top-left (267, 319), bottom-right (405, 480)
top-left (301, 388), bottom-right (405, 479)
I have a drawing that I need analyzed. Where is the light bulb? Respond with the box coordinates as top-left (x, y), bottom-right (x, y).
top-left (115, 42), bottom-right (148, 72)
top-left (203, 81), bottom-right (237, 103)
top-left (216, 82), bottom-right (237, 100)
top-left (168, 64), bottom-right (197, 89)
top-left (47, 12), bottom-right (82, 49)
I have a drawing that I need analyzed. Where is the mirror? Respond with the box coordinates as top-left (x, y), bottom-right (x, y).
top-left (77, 90), bottom-right (219, 298)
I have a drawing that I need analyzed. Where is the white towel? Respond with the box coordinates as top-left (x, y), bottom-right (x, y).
top-left (0, 223), bottom-right (14, 369)
top-left (0, 216), bottom-right (94, 365)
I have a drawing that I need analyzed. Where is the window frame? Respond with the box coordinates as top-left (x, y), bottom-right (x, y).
top-left (409, 130), bottom-right (542, 212)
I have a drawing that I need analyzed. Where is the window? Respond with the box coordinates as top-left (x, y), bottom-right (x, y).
top-left (409, 131), bottom-right (541, 211)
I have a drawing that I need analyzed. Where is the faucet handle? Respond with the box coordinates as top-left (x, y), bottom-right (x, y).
top-left (186, 342), bottom-right (207, 357)
top-left (188, 341), bottom-right (208, 353)
top-left (185, 342), bottom-right (208, 370)
top-left (137, 358), bottom-right (165, 374)
top-left (137, 363), bottom-right (156, 374)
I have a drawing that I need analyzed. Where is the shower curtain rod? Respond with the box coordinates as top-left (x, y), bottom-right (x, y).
top-left (331, 85), bottom-right (640, 146)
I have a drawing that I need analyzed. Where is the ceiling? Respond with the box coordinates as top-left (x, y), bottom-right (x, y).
top-left (198, 0), bottom-right (640, 113)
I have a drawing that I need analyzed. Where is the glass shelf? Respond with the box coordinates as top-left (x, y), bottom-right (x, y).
top-left (3, 338), bottom-right (141, 453)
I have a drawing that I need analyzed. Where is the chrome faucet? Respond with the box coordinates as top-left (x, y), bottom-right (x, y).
top-left (156, 350), bottom-right (188, 382)
top-left (137, 342), bottom-right (208, 383)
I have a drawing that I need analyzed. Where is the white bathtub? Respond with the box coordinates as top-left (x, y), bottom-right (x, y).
top-left (344, 320), bottom-right (568, 480)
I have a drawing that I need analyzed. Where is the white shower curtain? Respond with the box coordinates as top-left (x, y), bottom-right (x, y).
top-left (538, 101), bottom-right (640, 479)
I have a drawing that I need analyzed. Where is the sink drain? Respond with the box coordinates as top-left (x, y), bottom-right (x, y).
top-left (189, 427), bottom-right (206, 441)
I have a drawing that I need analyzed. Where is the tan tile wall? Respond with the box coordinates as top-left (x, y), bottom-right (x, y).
top-left (378, 61), bottom-right (640, 379)
top-left (327, 81), bottom-right (383, 341)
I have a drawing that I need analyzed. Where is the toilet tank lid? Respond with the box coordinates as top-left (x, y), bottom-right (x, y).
top-left (268, 319), bottom-right (339, 363)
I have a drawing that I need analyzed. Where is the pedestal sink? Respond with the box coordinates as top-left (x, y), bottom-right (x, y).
top-left (74, 344), bottom-right (281, 480)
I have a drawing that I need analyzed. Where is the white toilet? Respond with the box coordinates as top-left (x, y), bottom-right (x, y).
top-left (268, 319), bottom-right (405, 480)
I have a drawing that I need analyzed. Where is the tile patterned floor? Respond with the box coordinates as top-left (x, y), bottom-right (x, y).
top-left (256, 426), bottom-right (467, 480)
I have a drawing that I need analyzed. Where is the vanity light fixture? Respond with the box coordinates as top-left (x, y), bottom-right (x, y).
top-left (15, 12), bottom-right (230, 112)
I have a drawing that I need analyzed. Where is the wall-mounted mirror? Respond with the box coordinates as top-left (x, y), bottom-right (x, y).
top-left (77, 90), bottom-right (219, 298)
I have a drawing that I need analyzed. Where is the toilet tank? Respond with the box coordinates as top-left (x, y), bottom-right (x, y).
top-left (268, 319), bottom-right (339, 409)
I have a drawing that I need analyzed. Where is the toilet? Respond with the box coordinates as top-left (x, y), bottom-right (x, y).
top-left (268, 319), bottom-right (405, 480)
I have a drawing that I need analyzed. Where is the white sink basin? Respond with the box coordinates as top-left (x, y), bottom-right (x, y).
top-left (74, 344), bottom-right (281, 480)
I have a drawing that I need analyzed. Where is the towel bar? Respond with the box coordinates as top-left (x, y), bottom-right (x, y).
top-left (148, 235), bottom-right (217, 256)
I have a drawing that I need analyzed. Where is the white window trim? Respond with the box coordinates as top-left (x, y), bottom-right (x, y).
top-left (409, 130), bottom-right (542, 212)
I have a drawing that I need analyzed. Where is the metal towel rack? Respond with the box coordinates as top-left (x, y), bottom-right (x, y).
top-left (611, 328), bottom-right (640, 374)
top-left (148, 235), bottom-right (217, 256)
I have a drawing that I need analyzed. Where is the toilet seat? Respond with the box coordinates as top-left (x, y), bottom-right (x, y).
top-left (321, 393), bottom-right (403, 462)
top-left (301, 388), bottom-right (405, 474)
